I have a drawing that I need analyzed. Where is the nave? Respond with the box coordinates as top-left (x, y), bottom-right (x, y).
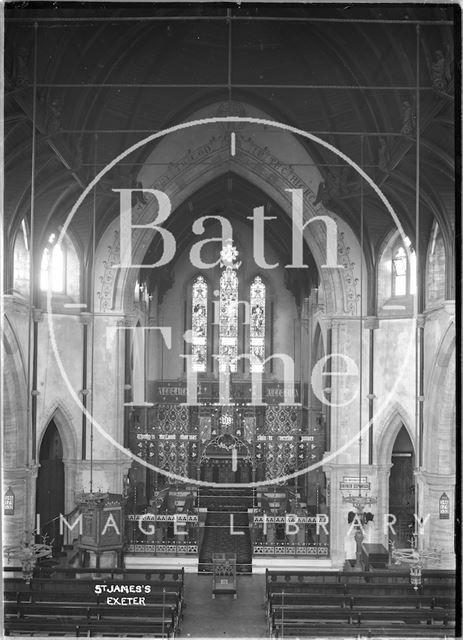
top-left (4, 564), bottom-right (456, 637)
top-left (2, 2), bottom-right (458, 638)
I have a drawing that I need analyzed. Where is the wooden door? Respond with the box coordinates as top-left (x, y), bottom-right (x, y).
top-left (36, 421), bottom-right (64, 549)
top-left (389, 425), bottom-right (415, 546)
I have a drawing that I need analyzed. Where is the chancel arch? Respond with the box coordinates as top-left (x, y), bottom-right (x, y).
top-left (95, 103), bottom-right (367, 318)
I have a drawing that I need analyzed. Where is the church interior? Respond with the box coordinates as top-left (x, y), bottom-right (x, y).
top-left (2, 2), bottom-right (458, 638)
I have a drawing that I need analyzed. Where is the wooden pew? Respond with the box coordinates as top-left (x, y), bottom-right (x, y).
top-left (270, 607), bottom-right (455, 638)
top-left (4, 576), bottom-right (184, 617)
top-left (5, 602), bottom-right (177, 637)
top-left (270, 606), bottom-right (356, 623)
top-left (347, 593), bottom-right (454, 610)
top-left (267, 581), bottom-right (431, 598)
top-left (268, 591), bottom-right (349, 612)
top-left (4, 572), bottom-right (185, 636)
top-left (5, 576), bottom-right (183, 593)
top-left (345, 581), bottom-right (455, 597)
top-left (266, 568), bottom-right (456, 638)
top-left (6, 588), bottom-right (180, 605)
top-left (267, 581), bottom-right (348, 597)
top-left (266, 568), bottom-right (455, 581)
top-left (272, 622), bottom-right (452, 638)
top-left (5, 589), bottom-right (183, 629)
top-left (4, 619), bottom-right (173, 637)
top-left (270, 605), bottom-right (454, 626)
top-left (354, 607), bottom-right (455, 626)
top-left (266, 568), bottom-right (456, 589)
top-left (5, 601), bottom-right (177, 624)
top-left (43, 565), bottom-right (185, 584)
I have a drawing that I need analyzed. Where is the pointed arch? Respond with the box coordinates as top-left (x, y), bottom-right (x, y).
top-left (97, 102), bottom-right (366, 316)
top-left (12, 218), bottom-right (30, 296)
top-left (38, 403), bottom-right (77, 462)
top-left (376, 403), bottom-right (415, 468)
top-left (39, 230), bottom-right (81, 301)
top-left (376, 229), bottom-right (416, 314)
top-left (425, 220), bottom-right (446, 307)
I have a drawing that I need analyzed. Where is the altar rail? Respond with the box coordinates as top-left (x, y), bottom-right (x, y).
top-left (124, 514), bottom-right (201, 556)
top-left (249, 511), bottom-right (329, 557)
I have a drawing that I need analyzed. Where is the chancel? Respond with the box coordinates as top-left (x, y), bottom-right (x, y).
top-left (2, 2), bottom-right (458, 639)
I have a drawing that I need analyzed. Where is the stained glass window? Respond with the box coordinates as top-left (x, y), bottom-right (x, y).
top-left (39, 232), bottom-right (80, 299)
top-left (219, 242), bottom-right (240, 373)
top-left (392, 245), bottom-right (407, 296)
top-left (192, 276), bottom-right (208, 372)
top-left (13, 219), bottom-right (30, 296)
top-left (40, 234), bottom-right (65, 292)
top-left (250, 276), bottom-right (266, 372)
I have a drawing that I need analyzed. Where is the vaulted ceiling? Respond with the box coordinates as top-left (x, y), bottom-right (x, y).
top-left (4, 3), bottom-right (456, 304)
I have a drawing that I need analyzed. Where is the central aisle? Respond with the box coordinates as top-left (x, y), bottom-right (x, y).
top-left (181, 573), bottom-right (267, 637)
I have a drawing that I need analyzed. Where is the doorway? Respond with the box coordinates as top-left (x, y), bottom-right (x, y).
top-left (388, 425), bottom-right (415, 547)
top-left (36, 420), bottom-right (65, 550)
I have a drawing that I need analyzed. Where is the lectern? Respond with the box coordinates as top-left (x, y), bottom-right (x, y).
top-left (212, 553), bottom-right (237, 598)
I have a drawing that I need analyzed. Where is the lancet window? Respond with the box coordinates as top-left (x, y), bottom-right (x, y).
top-left (218, 243), bottom-right (239, 373)
top-left (250, 276), bottom-right (266, 372)
top-left (191, 276), bottom-right (208, 372)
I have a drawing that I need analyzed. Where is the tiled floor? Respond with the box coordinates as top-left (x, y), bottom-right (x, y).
top-left (181, 573), bottom-right (268, 638)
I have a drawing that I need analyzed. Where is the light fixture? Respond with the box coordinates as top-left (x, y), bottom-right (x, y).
top-left (4, 486), bottom-right (15, 515)
top-left (439, 492), bottom-right (450, 519)
top-left (410, 563), bottom-right (422, 591)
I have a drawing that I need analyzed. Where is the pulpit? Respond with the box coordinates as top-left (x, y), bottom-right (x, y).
top-left (77, 492), bottom-right (124, 568)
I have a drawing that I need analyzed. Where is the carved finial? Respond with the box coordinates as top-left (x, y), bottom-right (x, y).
top-left (220, 239), bottom-right (241, 270)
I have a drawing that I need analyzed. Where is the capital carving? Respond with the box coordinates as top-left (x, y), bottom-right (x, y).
top-left (116, 316), bottom-right (136, 328)
top-left (79, 312), bottom-right (93, 326)
top-left (443, 300), bottom-right (455, 316)
top-left (25, 463), bottom-right (40, 478)
top-left (416, 314), bottom-right (426, 329)
top-left (364, 316), bottom-right (379, 330)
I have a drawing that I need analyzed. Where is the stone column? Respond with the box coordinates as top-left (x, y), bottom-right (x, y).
top-left (80, 312), bottom-right (135, 494)
top-left (415, 470), bottom-right (455, 569)
top-left (364, 316), bottom-right (379, 465)
top-left (2, 464), bottom-right (39, 554)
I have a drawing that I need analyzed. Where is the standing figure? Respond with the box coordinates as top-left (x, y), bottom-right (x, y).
top-left (431, 50), bottom-right (446, 91)
top-left (47, 98), bottom-right (62, 133)
top-left (14, 46), bottom-right (29, 87)
top-left (313, 180), bottom-right (330, 206)
top-left (444, 43), bottom-right (453, 91)
top-left (400, 101), bottom-right (415, 136)
top-left (378, 137), bottom-right (390, 172)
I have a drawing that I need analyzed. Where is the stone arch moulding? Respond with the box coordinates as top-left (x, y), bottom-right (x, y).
top-left (423, 322), bottom-right (455, 475)
top-left (376, 402), bottom-right (415, 468)
top-left (93, 102), bottom-right (367, 317)
top-left (38, 402), bottom-right (77, 464)
top-left (311, 318), bottom-right (327, 359)
top-left (3, 315), bottom-right (28, 467)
